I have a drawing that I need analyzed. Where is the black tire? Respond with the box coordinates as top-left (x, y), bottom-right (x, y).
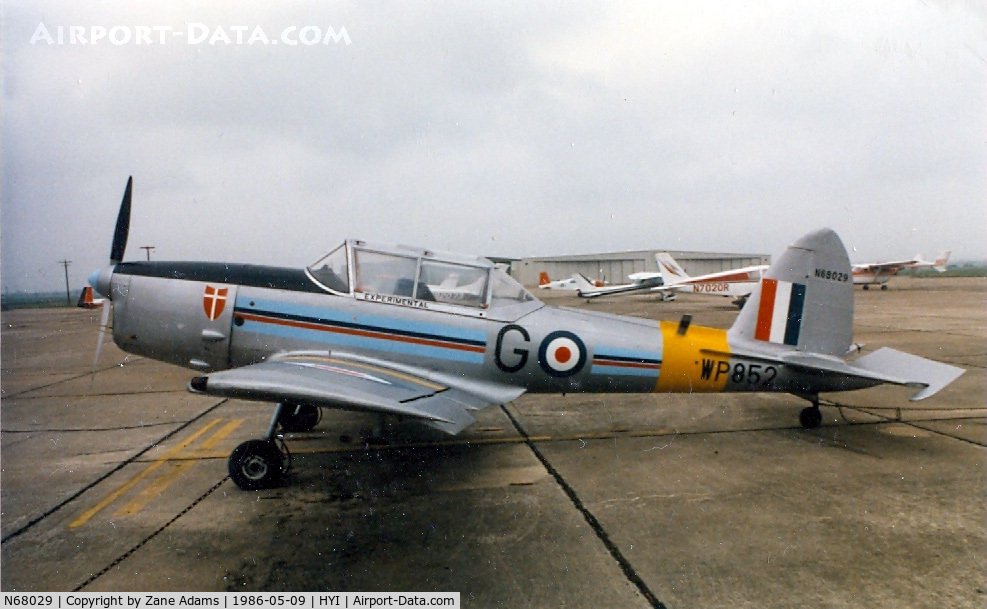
top-left (278, 403), bottom-right (320, 433)
top-left (880, 284), bottom-right (888, 291)
top-left (863, 285), bottom-right (869, 291)
top-left (228, 439), bottom-right (284, 490)
top-left (799, 406), bottom-right (823, 429)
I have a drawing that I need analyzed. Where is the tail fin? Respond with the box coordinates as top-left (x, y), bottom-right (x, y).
top-left (655, 253), bottom-right (690, 283)
top-left (933, 250), bottom-right (950, 272)
top-left (538, 272), bottom-right (551, 286)
top-left (728, 228), bottom-right (853, 357)
top-left (571, 273), bottom-right (596, 291)
top-left (77, 286), bottom-right (95, 308)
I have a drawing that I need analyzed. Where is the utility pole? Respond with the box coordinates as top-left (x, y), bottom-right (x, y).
top-left (58, 259), bottom-right (72, 305)
top-left (140, 246), bottom-right (155, 261)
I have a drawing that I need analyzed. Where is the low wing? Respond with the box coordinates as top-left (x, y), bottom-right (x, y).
top-left (578, 274), bottom-right (666, 299)
top-left (189, 352), bottom-right (524, 434)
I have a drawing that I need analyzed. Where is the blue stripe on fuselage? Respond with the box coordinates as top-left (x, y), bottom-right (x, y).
top-left (234, 296), bottom-right (487, 364)
top-left (590, 364), bottom-right (661, 377)
top-left (591, 346), bottom-right (662, 377)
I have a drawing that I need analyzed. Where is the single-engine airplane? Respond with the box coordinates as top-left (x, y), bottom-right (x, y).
top-left (89, 178), bottom-right (965, 490)
top-left (654, 252), bottom-right (768, 308)
top-left (852, 251), bottom-right (950, 290)
top-left (576, 269), bottom-right (675, 300)
top-left (538, 272), bottom-right (600, 291)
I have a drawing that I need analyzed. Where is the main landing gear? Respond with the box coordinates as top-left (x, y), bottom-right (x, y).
top-left (228, 403), bottom-right (321, 490)
top-left (798, 395), bottom-right (823, 429)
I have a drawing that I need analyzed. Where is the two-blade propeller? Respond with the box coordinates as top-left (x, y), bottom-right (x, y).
top-left (110, 176), bottom-right (132, 264)
top-left (93, 176), bottom-right (133, 375)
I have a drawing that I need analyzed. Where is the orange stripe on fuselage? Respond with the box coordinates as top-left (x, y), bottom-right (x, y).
top-left (689, 271), bottom-right (755, 283)
top-left (236, 312), bottom-right (486, 353)
top-left (593, 358), bottom-right (662, 371)
top-left (654, 321), bottom-right (730, 393)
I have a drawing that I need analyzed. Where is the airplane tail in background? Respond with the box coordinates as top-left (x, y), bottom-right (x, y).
top-left (77, 286), bottom-right (103, 309)
top-left (933, 250), bottom-right (951, 272)
top-left (571, 273), bottom-right (597, 291)
top-left (655, 253), bottom-right (690, 283)
top-left (538, 272), bottom-right (551, 286)
top-left (729, 228), bottom-right (853, 358)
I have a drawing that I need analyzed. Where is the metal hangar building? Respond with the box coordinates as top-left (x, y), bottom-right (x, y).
top-left (512, 249), bottom-right (771, 287)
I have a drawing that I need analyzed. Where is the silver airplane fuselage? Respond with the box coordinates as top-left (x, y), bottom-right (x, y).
top-left (93, 258), bottom-right (883, 403)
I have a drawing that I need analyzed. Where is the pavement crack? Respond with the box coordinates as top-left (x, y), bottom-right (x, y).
top-left (0, 399), bottom-right (230, 545)
top-left (501, 403), bottom-right (668, 609)
top-left (2, 421), bottom-right (180, 433)
top-left (73, 476), bottom-right (230, 591)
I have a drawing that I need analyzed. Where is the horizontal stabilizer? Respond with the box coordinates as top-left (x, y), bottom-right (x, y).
top-left (851, 348), bottom-right (965, 401)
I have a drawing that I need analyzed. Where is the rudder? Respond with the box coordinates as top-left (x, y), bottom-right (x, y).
top-left (655, 253), bottom-right (690, 282)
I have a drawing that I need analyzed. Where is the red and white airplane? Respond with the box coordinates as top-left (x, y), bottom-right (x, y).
top-left (654, 253), bottom-right (768, 308)
top-left (538, 271), bottom-right (603, 290)
top-left (852, 251), bottom-right (950, 290)
top-left (577, 254), bottom-right (765, 307)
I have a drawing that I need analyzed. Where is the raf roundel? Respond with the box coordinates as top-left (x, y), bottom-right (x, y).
top-left (538, 331), bottom-right (587, 377)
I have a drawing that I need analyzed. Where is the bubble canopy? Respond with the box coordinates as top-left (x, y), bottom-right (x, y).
top-left (306, 240), bottom-right (537, 311)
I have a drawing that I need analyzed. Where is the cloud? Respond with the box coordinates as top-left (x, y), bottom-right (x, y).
top-left (2, 1), bottom-right (984, 292)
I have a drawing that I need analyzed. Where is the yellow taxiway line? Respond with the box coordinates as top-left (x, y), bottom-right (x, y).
top-left (69, 418), bottom-right (226, 528)
top-left (113, 419), bottom-right (244, 517)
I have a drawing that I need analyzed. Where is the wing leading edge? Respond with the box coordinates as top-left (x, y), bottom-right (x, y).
top-left (189, 352), bottom-right (524, 434)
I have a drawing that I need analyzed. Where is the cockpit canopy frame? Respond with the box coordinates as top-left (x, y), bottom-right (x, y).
top-left (305, 239), bottom-right (536, 315)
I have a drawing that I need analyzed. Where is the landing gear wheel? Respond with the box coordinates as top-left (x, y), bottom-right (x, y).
top-left (277, 403), bottom-right (320, 433)
top-left (799, 406), bottom-right (823, 429)
top-left (880, 284), bottom-right (888, 291)
top-left (228, 439), bottom-right (285, 490)
top-left (863, 285), bottom-right (869, 290)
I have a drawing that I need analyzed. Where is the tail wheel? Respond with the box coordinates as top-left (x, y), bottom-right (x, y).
top-left (229, 439), bottom-right (285, 490)
top-left (799, 405), bottom-right (823, 429)
top-left (277, 403), bottom-right (321, 433)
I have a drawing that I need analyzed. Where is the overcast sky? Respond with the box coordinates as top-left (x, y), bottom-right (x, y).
top-left (2, 1), bottom-right (985, 293)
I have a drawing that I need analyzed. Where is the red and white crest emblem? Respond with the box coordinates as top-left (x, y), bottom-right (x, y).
top-left (203, 286), bottom-right (229, 321)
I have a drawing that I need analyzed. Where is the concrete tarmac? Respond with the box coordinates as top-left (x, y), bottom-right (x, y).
top-left (2, 276), bottom-right (984, 607)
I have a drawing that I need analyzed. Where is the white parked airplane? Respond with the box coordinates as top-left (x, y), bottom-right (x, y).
top-left (578, 253), bottom-right (764, 307)
top-left (655, 253), bottom-right (768, 308)
top-left (852, 251), bottom-right (950, 290)
top-left (538, 272), bottom-right (601, 291)
top-left (576, 268), bottom-right (676, 300)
